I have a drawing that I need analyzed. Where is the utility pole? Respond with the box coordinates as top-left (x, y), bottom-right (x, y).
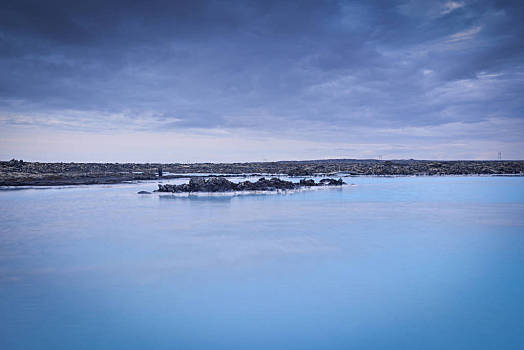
top-left (498, 151), bottom-right (502, 160)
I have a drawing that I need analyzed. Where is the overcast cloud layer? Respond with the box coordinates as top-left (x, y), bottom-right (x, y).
top-left (1, 0), bottom-right (523, 161)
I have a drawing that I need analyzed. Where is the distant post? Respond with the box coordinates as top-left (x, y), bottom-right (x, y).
top-left (158, 166), bottom-right (163, 177)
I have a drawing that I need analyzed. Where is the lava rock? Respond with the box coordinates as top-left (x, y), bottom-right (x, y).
top-left (155, 177), bottom-right (345, 193)
top-left (319, 178), bottom-right (345, 186)
top-left (299, 179), bottom-right (316, 186)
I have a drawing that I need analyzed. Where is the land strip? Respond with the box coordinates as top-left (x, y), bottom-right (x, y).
top-left (1, 159), bottom-right (523, 186)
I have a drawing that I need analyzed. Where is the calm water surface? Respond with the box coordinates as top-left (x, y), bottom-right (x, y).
top-left (1, 176), bottom-right (524, 349)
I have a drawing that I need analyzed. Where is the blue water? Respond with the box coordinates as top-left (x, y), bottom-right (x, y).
top-left (1, 176), bottom-right (524, 349)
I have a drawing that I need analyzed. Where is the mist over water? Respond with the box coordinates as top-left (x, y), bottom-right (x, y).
top-left (1, 176), bottom-right (524, 349)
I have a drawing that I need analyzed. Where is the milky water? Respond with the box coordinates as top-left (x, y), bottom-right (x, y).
top-left (1, 176), bottom-right (523, 349)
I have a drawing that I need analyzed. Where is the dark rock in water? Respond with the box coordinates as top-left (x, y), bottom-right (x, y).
top-left (189, 176), bottom-right (235, 192)
top-left (319, 178), bottom-right (345, 186)
top-left (235, 177), bottom-right (295, 191)
top-left (137, 191), bottom-right (152, 194)
top-left (156, 177), bottom-right (346, 193)
top-left (299, 179), bottom-right (316, 186)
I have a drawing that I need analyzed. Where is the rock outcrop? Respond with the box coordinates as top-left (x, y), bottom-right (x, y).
top-left (156, 177), bottom-right (345, 193)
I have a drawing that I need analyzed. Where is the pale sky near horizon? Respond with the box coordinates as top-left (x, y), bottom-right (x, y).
top-left (1, 0), bottom-right (523, 162)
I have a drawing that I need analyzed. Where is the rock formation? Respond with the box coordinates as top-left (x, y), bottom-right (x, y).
top-left (156, 177), bottom-right (345, 193)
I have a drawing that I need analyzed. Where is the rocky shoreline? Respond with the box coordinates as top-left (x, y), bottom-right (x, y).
top-left (156, 177), bottom-right (345, 193)
top-left (1, 158), bottom-right (523, 186)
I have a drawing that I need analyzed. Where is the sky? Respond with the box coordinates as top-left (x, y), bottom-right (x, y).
top-left (1, 0), bottom-right (523, 162)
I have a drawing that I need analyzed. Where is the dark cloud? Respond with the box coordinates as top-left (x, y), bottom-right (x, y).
top-left (0, 0), bottom-right (523, 139)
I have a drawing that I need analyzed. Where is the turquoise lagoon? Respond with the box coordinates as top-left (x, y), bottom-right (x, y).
top-left (1, 176), bottom-right (523, 349)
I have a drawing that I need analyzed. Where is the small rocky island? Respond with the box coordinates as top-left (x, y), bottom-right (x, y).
top-left (156, 177), bottom-right (345, 193)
